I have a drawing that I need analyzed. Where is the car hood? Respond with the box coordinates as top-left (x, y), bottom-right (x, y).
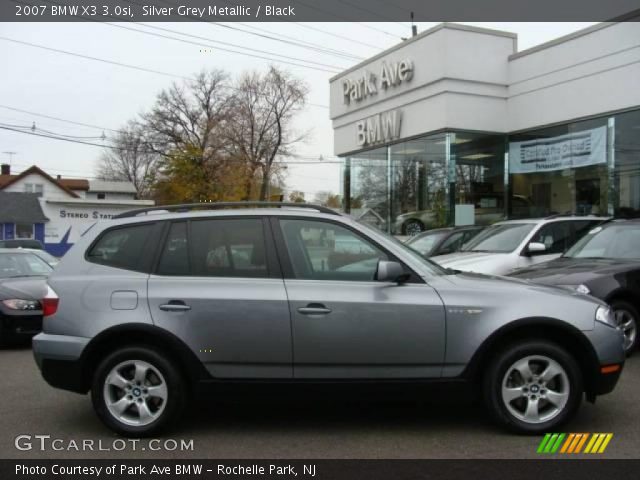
top-left (0, 276), bottom-right (48, 300)
top-left (509, 257), bottom-right (640, 285)
top-left (432, 251), bottom-right (511, 273)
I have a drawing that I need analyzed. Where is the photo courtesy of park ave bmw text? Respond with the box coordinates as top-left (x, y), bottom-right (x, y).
top-left (0, 1), bottom-right (639, 479)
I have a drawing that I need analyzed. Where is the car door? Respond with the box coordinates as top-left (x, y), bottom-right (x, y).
top-left (147, 217), bottom-right (292, 379)
top-left (274, 217), bottom-right (446, 379)
top-left (517, 221), bottom-right (573, 269)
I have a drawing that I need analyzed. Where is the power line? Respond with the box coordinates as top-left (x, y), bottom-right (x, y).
top-left (103, 22), bottom-right (343, 72)
top-left (0, 124), bottom-right (343, 163)
top-left (150, 0), bottom-right (366, 61)
top-left (23, 0), bottom-right (345, 72)
top-left (291, 23), bottom-right (386, 50)
top-left (336, 0), bottom-right (410, 31)
top-left (235, 22), bottom-right (366, 61)
top-left (0, 36), bottom-right (192, 80)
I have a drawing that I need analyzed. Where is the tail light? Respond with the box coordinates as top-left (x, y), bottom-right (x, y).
top-left (42, 285), bottom-right (59, 317)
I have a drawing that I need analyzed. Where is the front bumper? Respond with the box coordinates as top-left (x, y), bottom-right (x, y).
top-left (32, 333), bottom-right (90, 393)
top-left (583, 321), bottom-right (626, 397)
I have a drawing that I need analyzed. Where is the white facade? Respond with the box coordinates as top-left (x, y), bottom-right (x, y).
top-left (0, 166), bottom-right (153, 254)
top-left (330, 22), bottom-right (640, 156)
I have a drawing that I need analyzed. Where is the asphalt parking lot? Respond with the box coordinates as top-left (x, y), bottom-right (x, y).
top-left (1, 345), bottom-right (638, 460)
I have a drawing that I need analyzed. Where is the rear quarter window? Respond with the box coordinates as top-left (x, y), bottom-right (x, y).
top-left (86, 223), bottom-right (156, 272)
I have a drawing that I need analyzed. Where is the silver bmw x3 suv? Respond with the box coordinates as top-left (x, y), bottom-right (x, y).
top-left (32, 203), bottom-right (625, 436)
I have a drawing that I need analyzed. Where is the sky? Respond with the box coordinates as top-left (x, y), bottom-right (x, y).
top-left (0, 21), bottom-right (596, 201)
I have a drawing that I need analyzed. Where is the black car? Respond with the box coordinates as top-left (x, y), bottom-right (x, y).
top-left (405, 225), bottom-right (484, 258)
top-left (0, 249), bottom-right (52, 345)
top-left (510, 219), bottom-right (640, 354)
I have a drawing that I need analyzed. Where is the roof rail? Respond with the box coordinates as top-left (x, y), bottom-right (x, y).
top-left (544, 213), bottom-right (610, 219)
top-left (112, 201), bottom-right (342, 219)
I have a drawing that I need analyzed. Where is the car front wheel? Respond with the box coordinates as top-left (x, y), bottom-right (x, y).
top-left (91, 346), bottom-right (186, 437)
top-left (483, 340), bottom-right (583, 434)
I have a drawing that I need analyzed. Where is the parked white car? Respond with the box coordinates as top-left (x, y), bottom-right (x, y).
top-left (433, 216), bottom-right (606, 276)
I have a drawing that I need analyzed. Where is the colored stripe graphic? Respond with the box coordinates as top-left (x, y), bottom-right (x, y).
top-left (538, 433), bottom-right (613, 454)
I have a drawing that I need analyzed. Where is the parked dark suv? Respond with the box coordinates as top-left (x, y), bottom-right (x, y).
top-left (33, 203), bottom-right (625, 436)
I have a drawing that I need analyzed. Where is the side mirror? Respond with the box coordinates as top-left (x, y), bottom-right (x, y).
top-left (527, 242), bottom-right (547, 254)
top-left (376, 260), bottom-right (410, 284)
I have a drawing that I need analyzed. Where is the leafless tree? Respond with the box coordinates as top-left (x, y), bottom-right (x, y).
top-left (142, 70), bottom-right (232, 160)
top-left (97, 121), bottom-right (159, 199)
top-left (226, 66), bottom-right (308, 200)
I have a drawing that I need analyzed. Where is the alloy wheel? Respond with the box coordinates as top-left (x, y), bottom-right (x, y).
top-left (103, 360), bottom-right (168, 427)
top-left (614, 308), bottom-right (637, 353)
top-left (501, 355), bottom-right (570, 424)
top-left (404, 221), bottom-right (423, 236)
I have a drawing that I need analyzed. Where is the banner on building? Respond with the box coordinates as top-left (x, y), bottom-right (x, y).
top-left (509, 126), bottom-right (607, 174)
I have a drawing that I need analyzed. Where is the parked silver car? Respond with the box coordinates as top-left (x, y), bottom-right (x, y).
top-left (433, 216), bottom-right (606, 276)
top-left (32, 203), bottom-right (624, 436)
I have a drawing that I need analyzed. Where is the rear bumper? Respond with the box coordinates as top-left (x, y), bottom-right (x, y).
top-left (32, 333), bottom-right (90, 393)
top-left (1, 313), bottom-right (42, 338)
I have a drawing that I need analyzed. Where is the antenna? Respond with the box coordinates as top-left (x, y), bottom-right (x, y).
top-left (411, 12), bottom-right (417, 37)
top-left (2, 151), bottom-right (17, 164)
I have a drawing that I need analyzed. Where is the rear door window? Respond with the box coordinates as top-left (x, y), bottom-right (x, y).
top-left (87, 223), bottom-right (155, 271)
top-left (189, 218), bottom-right (268, 278)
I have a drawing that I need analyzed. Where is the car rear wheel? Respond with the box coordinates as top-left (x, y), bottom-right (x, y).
top-left (91, 346), bottom-right (186, 437)
top-left (611, 300), bottom-right (638, 356)
top-left (402, 219), bottom-right (425, 236)
top-left (483, 340), bottom-right (582, 434)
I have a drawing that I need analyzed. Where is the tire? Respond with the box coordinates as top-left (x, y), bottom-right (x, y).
top-left (91, 345), bottom-right (187, 437)
top-left (611, 300), bottom-right (638, 356)
top-left (402, 219), bottom-right (425, 236)
top-left (483, 340), bottom-right (583, 434)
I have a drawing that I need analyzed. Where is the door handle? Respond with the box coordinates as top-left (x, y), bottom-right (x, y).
top-left (159, 301), bottom-right (191, 312)
top-left (297, 303), bottom-right (331, 315)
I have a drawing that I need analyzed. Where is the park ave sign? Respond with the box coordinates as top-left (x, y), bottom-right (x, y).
top-left (342, 59), bottom-right (414, 105)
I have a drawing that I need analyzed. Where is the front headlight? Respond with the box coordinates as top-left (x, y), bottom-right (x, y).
top-left (559, 284), bottom-right (591, 295)
top-left (1, 299), bottom-right (41, 311)
top-left (595, 306), bottom-right (616, 328)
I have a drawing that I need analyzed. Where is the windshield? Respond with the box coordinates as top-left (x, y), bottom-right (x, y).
top-left (462, 223), bottom-right (536, 253)
top-left (564, 224), bottom-right (640, 259)
top-left (33, 250), bottom-right (59, 265)
top-left (356, 221), bottom-right (447, 275)
top-left (0, 252), bottom-right (53, 278)
top-left (406, 231), bottom-right (448, 256)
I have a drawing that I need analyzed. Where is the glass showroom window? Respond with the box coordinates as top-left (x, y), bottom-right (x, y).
top-left (344, 146), bottom-right (388, 232)
top-left (451, 132), bottom-right (507, 227)
top-left (15, 223), bottom-right (34, 239)
top-left (508, 116), bottom-right (609, 218)
top-left (614, 109), bottom-right (640, 218)
top-left (390, 135), bottom-right (448, 235)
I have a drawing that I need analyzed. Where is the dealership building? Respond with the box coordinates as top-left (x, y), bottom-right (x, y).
top-left (330, 21), bottom-right (640, 234)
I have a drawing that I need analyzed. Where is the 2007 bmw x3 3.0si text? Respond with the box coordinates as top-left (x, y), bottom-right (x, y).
top-left (32, 202), bottom-right (625, 436)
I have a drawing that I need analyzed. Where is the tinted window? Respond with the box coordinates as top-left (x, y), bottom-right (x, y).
top-left (280, 219), bottom-right (388, 281)
top-left (530, 221), bottom-right (572, 255)
top-left (190, 219), bottom-right (268, 278)
top-left (157, 222), bottom-right (189, 276)
top-left (87, 224), bottom-right (154, 271)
